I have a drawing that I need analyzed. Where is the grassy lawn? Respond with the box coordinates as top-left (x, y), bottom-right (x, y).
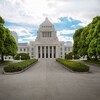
top-left (56, 58), bottom-right (89, 72)
top-left (82, 60), bottom-right (100, 65)
top-left (4, 59), bottom-right (38, 72)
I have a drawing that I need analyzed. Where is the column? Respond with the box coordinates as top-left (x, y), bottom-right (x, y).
top-left (52, 46), bottom-right (54, 58)
top-left (40, 46), bottom-right (42, 58)
top-left (36, 46), bottom-right (38, 58)
top-left (48, 46), bottom-right (50, 58)
top-left (44, 46), bottom-right (46, 58)
top-left (56, 46), bottom-right (58, 58)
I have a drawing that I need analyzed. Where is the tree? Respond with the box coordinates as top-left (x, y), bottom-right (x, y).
top-left (88, 38), bottom-right (97, 59)
top-left (96, 37), bottom-right (100, 56)
top-left (73, 28), bottom-right (84, 54)
top-left (78, 27), bottom-right (89, 56)
top-left (87, 20), bottom-right (100, 60)
top-left (73, 16), bottom-right (100, 60)
top-left (4, 28), bottom-right (18, 56)
top-left (0, 16), bottom-right (17, 61)
top-left (0, 21), bottom-right (6, 61)
top-left (0, 16), bottom-right (5, 24)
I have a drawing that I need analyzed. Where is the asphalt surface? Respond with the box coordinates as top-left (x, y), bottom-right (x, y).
top-left (0, 59), bottom-right (100, 100)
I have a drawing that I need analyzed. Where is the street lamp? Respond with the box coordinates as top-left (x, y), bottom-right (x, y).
top-left (72, 55), bottom-right (74, 60)
top-left (20, 56), bottom-right (21, 60)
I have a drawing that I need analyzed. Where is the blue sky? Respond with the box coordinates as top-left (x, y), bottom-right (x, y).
top-left (0, 0), bottom-right (100, 43)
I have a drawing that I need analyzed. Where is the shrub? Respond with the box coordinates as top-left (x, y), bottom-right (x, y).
top-left (14, 53), bottom-right (30, 60)
top-left (56, 58), bottom-right (89, 72)
top-left (4, 59), bottom-right (38, 72)
top-left (65, 52), bottom-right (72, 60)
top-left (83, 60), bottom-right (100, 65)
top-left (65, 52), bottom-right (80, 60)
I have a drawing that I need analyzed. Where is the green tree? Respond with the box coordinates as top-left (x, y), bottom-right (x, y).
top-left (4, 28), bottom-right (18, 57)
top-left (88, 20), bottom-right (100, 60)
top-left (73, 16), bottom-right (100, 60)
top-left (73, 28), bottom-right (83, 55)
top-left (0, 16), bottom-right (5, 24)
top-left (88, 38), bottom-right (97, 59)
top-left (0, 16), bottom-right (17, 61)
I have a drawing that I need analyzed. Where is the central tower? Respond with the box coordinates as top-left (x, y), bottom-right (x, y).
top-left (36, 17), bottom-right (58, 43)
top-left (32, 17), bottom-right (64, 59)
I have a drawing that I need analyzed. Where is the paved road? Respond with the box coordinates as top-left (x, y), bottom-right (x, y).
top-left (0, 59), bottom-right (100, 100)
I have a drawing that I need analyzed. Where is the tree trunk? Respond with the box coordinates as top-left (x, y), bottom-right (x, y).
top-left (94, 55), bottom-right (98, 61)
top-left (87, 55), bottom-right (90, 60)
top-left (1, 53), bottom-right (4, 61)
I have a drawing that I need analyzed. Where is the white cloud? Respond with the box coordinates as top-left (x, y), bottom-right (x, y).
top-left (57, 29), bottom-right (75, 35)
top-left (9, 26), bottom-right (32, 37)
top-left (57, 29), bottom-right (74, 43)
top-left (18, 35), bottom-right (36, 43)
top-left (0, 0), bottom-right (100, 25)
top-left (58, 35), bottom-right (73, 43)
top-left (0, 0), bottom-right (99, 43)
top-left (9, 25), bottom-right (37, 43)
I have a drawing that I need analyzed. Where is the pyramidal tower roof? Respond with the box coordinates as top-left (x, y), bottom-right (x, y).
top-left (41, 17), bottom-right (53, 26)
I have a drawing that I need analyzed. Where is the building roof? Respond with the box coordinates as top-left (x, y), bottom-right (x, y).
top-left (18, 43), bottom-right (28, 46)
top-left (64, 41), bottom-right (73, 47)
top-left (40, 17), bottom-right (53, 26)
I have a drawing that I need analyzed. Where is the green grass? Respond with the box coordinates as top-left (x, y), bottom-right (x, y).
top-left (82, 60), bottom-right (100, 65)
top-left (4, 59), bottom-right (38, 72)
top-left (56, 58), bottom-right (89, 72)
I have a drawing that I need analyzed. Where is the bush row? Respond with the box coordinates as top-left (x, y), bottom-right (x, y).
top-left (14, 53), bottom-right (30, 60)
top-left (82, 60), bottom-right (100, 65)
top-left (4, 59), bottom-right (38, 72)
top-left (56, 58), bottom-right (89, 72)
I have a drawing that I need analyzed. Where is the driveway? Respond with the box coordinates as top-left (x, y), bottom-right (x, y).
top-left (0, 59), bottom-right (100, 100)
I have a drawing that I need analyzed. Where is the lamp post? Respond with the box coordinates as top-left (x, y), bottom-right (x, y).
top-left (72, 55), bottom-right (74, 60)
top-left (20, 56), bottom-right (21, 60)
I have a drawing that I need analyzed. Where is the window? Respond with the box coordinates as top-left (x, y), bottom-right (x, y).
top-left (42, 32), bottom-right (52, 37)
top-left (31, 52), bottom-right (34, 55)
top-left (31, 48), bottom-right (34, 51)
top-left (68, 48), bottom-right (70, 51)
top-left (24, 48), bottom-right (26, 51)
top-left (20, 48), bottom-right (22, 51)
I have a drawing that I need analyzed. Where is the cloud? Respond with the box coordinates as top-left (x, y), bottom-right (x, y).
top-left (58, 35), bottom-right (73, 43)
top-left (0, 0), bottom-right (100, 25)
top-left (0, 0), bottom-right (100, 43)
top-left (57, 29), bottom-right (75, 35)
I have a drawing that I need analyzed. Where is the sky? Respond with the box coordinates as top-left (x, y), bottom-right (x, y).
top-left (0, 0), bottom-right (100, 43)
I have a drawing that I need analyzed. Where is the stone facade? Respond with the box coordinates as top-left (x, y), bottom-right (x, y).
top-left (3, 18), bottom-right (72, 60)
top-left (18, 18), bottom-right (73, 59)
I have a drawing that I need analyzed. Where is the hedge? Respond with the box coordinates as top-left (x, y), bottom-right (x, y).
top-left (4, 59), bottom-right (38, 72)
top-left (82, 60), bottom-right (100, 65)
top-left (56, 58), bottom-right (89, 72)
top-left (14, 53), bottom-right (30, 60)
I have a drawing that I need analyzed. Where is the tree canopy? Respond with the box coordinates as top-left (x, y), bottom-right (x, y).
top-left (73, 16), bottom-right (100, 60)
top-left (0, 16), bottom-right (17, 61)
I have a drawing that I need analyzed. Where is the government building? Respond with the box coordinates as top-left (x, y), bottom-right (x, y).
top-left (4, 18), bottom-right (73, 60)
